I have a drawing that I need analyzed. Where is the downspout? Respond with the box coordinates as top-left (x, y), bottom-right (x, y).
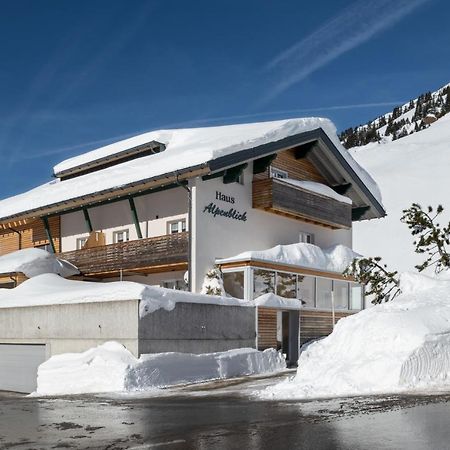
top-left (8, 227), bottom-right (22, 250)
top-left (176, 173), bottom-right (192, 292)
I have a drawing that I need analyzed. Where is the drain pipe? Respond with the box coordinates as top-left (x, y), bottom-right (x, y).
top-left (176, 173), bottom-right (192, 292)
top-left (8, 227), bottom-right (22, 250)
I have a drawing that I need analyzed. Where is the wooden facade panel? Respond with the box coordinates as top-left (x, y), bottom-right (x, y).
top-left (300, 310), bottom-right (353, 345)
top-left (257, 307), bottom-right (278, 350)
top-left (60, 232), bottom-right (189, 276)
top-left (0, 217), bottom-right (60, 256)
top-left (253, 178), bottom-right (352, 229)
top-left (254, 148), bottom-right (327, 184)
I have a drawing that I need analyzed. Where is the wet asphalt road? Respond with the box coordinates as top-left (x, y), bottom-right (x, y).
top-left (2, 374), bottom-right (450, 449)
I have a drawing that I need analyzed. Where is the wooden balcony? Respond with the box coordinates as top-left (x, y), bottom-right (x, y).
top-left (60, 232), bottom-right (189, 277)
top-left (253, 178), bottom-right (352, 229)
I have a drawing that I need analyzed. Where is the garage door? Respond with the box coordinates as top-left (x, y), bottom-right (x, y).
top-left (0, 344), bottom-right (46, 393)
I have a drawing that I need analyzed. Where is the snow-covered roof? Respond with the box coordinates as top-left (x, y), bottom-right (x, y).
top-left (217, 242), bottom-right (360, 274)
top-left (0, 248), bottom-right (79, 278)
top-left (0, 117), bottom-right (384, 222)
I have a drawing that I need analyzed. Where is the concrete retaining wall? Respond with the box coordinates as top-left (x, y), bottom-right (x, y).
top-left (138, 302), bottom-right (256, 354)
top-left (0, 300), bottom-right (140, 357)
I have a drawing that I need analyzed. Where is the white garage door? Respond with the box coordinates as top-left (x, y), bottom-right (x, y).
top-left (0, 344), bottom-right (46, 393)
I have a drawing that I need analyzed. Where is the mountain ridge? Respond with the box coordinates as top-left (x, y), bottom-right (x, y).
top-left (340, 82), bottom-right (450, 149)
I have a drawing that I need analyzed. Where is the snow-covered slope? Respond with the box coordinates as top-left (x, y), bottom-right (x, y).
top-left (340, 82), bottom-right (450, 148)
top-left (350, 113), bottom-right (450, 273)
top-left (263, 272), bottom-right (450, 399)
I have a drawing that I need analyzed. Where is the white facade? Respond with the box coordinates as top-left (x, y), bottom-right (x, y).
top-left (190, 163), bottom-right (352, 292)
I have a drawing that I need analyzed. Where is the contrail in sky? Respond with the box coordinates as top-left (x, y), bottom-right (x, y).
top-left (12, 100), bottom-right (402, 163)
top-left (262, 0), bottom-right (430, 104)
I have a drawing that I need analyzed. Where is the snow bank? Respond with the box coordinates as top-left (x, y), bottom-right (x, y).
top-left (263, 273), bottom-right (450, 399)
top-left (217, 243), bottom-right (360, 274)
top-left (0, 248), bottom-right (79, 278)
top-left (36, 342), bottom-right (286, 395)
top-left (281, 178), bottom-right (352, 205)
top-left (0, 117), bottom-right (380, 219)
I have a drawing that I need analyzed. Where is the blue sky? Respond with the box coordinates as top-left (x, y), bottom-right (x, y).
top-left (0, 0), bottom-right (449, 197)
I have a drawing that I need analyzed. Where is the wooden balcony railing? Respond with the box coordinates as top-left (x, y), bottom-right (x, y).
top-left (60, 232), bottom-right (189, 277)
top-left (253, 178), bottom-right (352, 229)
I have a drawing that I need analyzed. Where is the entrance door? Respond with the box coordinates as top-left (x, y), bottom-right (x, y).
top-left (0, 344), bottom-right (46, 393)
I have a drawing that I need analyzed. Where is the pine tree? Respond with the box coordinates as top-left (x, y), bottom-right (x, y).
top-left (201, 266), bottom-right (225, 296)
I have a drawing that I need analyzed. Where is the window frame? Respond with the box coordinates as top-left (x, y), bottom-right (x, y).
top-left (113, 229), bottom-right (129, 244)
top-left (269, 166), bottom-right (289, 179)
top-left (167, 218), bottom-right (187, 234)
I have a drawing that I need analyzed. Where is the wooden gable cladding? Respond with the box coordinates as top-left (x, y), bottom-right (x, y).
top-left (0, 216), bottom-right (61, 256)
top-left (253, 147), bottom-right (327, 184)
top-left (253, 178), bottom-right (352, 229)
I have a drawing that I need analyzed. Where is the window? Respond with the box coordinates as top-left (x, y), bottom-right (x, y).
top-left (333, 280), bottom-right (349, 310)
top-left (297, 275), bottom-right (315, 308)
top-left (316, 277), bottom-right (332, 309)
top-left (162, 279), bottom-right (188, 291)
top-left (223, 271), bottom-right (245, 299)
top-left (299, 232), bottom-right (314, 244)
top-left (350, 283), bottom-right (364, 310)
top-left (253, 269), bottom-right (275, 299)
top-left (276, 272), bottom-right (296, 298)
top-left (168, 219), bottom-right (187, 234)
top-left (113, 229), bottom-right (129, 243)
top-left (270, 166), bottom-right (288, 179)
top-left (76, 237), bottom-right (88, 250)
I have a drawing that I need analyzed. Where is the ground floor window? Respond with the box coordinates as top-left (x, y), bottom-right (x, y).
top-left (297, 275), bottom-right (315, 308)
top-left (333, 280), bottom-right (349, 310)
top-left (253, 268), bottom-right (275, 299)
top-left (222, 266), bottom-right (364, 310)
top-left (223, 271), bottom-right (245, 299)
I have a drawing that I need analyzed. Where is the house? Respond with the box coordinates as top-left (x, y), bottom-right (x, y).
top-left (0, 118), bottom-right (385, 383)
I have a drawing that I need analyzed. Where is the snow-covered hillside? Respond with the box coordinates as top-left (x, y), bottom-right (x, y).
top-left (340, 82), bottom-right (450, 148)
top-left (350, 113), bottom-right (450, 273)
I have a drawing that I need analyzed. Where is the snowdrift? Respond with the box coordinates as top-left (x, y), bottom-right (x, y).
top-left (0, 248), bottom-right (78, 278)
top-left (263, 272), bottom-right (450, 399)
top-left (36, 342), bottom-right (286, 395)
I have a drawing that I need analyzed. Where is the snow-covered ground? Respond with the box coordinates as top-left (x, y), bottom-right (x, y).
top-left (262, 272), bottom-right (450, 399)
top-left (351, 113), bottom-right (450, 273)
top-left (35, 342), bottom-right (286, 395)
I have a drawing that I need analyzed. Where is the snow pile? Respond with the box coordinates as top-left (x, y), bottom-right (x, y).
top-left (36, 342), bottom-right (286, 395)
top-left (0, 117), bottom-right (380, 219)
top-left (217, 243), bottom-right (360, 274)
top-left (0, 248), bottom-right (79, 278)
top-left (263, 272), bottom-right (450, 399)
top-left (351, 113), bottom-right (450, 273)
top-left (281, 178), bottom-right (352, 204)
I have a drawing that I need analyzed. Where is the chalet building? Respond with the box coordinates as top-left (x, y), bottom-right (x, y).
top-left (0, 118), bottom-right (385, 358)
